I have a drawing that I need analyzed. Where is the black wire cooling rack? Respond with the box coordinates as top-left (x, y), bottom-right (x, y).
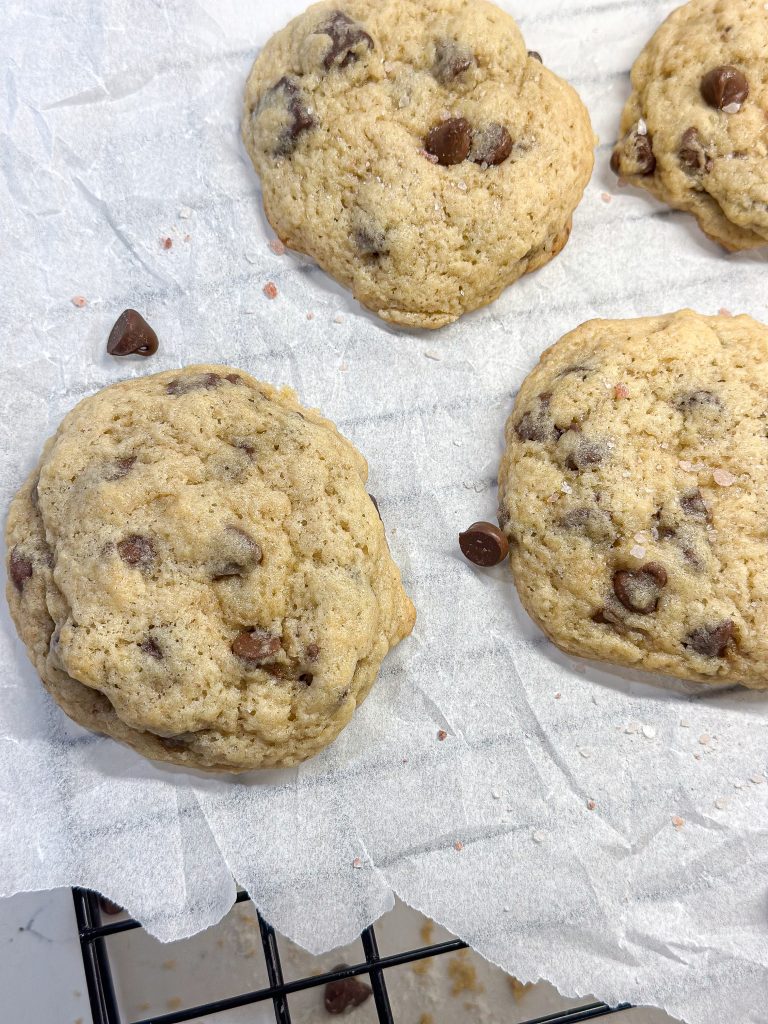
top-left (73, 887), bottom-right (634, 1024)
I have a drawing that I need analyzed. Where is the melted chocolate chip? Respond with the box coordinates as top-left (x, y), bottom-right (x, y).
top-left (684, 620), bottom-right (733, 657)
top-left (470, 123), bottom-right (513, 166)
top-left (159, 735), bottom-right (189, 752)
top-left (306, 642), bottom-right (320, 662)
top-left (679, 488), bottom-right (709, 521)
top-left (211, 527), bottom-right (263, 580)
top-left (701, 66), bottom-right (748, 111)
top-left (565, 439), bottom-right (607, 472)
top-left (260, 77), bottom-right (315, 157)
top-left (612, 562), bottom-right (668, 614)
top-left (166, 372), bottom-right (222, 396)
top-left (425, 117), bottom-right (472, 166)
top-left (224, 373), bottom-right (244, 385)
top-left (105, 457), bottom-right (136, 481)
top-left (558, 507), bottom-right (616, 544)
top-left (433, 40), bottom-right (474, 83)
top-left (232, 628), bottom-right (281, 664)
top-left (515, 393), bottom-right (556, 443)
top-left (557, 364), bottom-right (593, 379)
top-left (611, 125), bottom-right (655, 177)
top-left (106, 309), bottom-right (159, 357)
top-left (354, 223), bottom-right (387, 258)
top-left (117, 535), bottom-right (155, 569)
top-left (324, 967), bottom-right (372, 1014)
top-left (459, 521), bottom-right (509, 567)
top-left (679, 128), bottom-right (712, 174)
top-left (139, 637), bottom-right (163, 660)
top-left (9, 548), bottom-right (33, 592)
top-left (528, 50), bottom-right (543, 62)
top-left (318, 11), bottom-right (374, 70)
top-left (673, 390), bottom-right (722, 413)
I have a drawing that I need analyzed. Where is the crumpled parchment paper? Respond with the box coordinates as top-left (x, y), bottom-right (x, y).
top-left (1, 2), bottom-right (768, 1022)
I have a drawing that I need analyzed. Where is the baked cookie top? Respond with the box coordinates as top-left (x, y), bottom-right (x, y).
top-left (611, 0), bottom-right (768, 251)
top-left (498, 311), bottom-right (768, 688)
top-left (5, 366), bottom-right (415, 771)
top-left (242, 0), bottom-right (594, 328)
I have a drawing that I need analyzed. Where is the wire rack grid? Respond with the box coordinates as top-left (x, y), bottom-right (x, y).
top-left (73, 887), bottom-right (634, 1024)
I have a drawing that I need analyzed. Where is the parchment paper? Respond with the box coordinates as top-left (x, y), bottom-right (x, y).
top-left (2, 2), bottom-right (768, 1022)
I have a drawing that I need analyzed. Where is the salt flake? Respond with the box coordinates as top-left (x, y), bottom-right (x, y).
top-left (70, 295), bottom-right (87, 308)
top-left (532, 830), bottom-right (545, 843)
top-left (630, 544), bottom-right (646, 559)
top-left (561, 481), bottom-right (572, 494)
top-left (672, 816), bottom-right (684, 829)
top-left (713, 468), bottom-right (736, 487)
top-left (637, 118), bottom-right (648, 136)
top-left (269, 238), bottom-right (286, 255)
top-left (642, 725), bottom-right (656, 739)
top-left (714, 797), bottom-right (728, 810)
top-left (722, 101), bottom-right (742, 114)
top-left (263, 282), bottom-right (278, 300)
top-left (352, 857), bottom-right (362, 869)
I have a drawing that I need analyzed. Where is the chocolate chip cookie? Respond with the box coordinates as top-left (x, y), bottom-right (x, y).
top-left (5, 367), bottom-right (415, 771)
top-left (242, 0), bottom-right (594, 328)
top-left (611, 0), bottom-right (768, 251)
top-left (498, 310), bottom-right (768, 688)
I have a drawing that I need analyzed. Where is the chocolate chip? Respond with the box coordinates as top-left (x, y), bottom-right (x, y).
top-left (612, 563), bottom-right (668, 614)
top-left (166, 372), bottom-right (222, 396)
top-left (298, 673), bottom-right (314, 685)
top-left (233, 439), bottom-right (257, 458)
top-left (557, 430), bottom-right (608, 472)
top-left (306, 642), bottom-right (320, 662)
top-left (528, 50), bottom-right (543, 62)
top-left (679, 488), bottom-right (709, 521)
top-left (318, 11), bottom-right (374, 70)
top-left (105, 457), bottom-right (136, 481)
top-left (354, 224), bottom-right (387, 258)
top-left (558, 507), bottom-right (616, 544)
top-left (117, 535), bottom-right (155, 569)
top-left (98, 896), bottom-right (123, 916)
top-left (701, 66), bottom-right (748, 111)
top-left (139, 637), bottom-right (163, 660)
top-left (324, 967), bottom-right (372, 1014)
top-left (684, 620), bottom-right (733, 657)
top-left (459, 521), bottom-right (509, 567)
top-left (515, 393), bottom-right (556, 443)
top-left (679, 128), bottom-right (712, 174)
top-left (232, 628), bottom-right (281, 664)
top-left (470, 123), bottom-right (513, 166)
top-left (673, 390), bottom-right (721, 414)
top-left (9, 548), bottom-right (33, 592)
top-left (212, 527), bottom-right (263, 580)
top-left (425, 118), bottom-right (472, 166)
top-left (259, 77), bottom-right (315, 157)
top-left (224, 373), bottom-right (244, 385)
top-left (557, 365), bottom-right (593, 379)
top-left (433, 40), bottom-right (474, 84)
top-left (611, 125), bottom-right (655, 177)
top-left (106, 309), bottom-right (158, 357)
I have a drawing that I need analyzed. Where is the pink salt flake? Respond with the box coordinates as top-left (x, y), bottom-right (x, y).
top-left (718, 307), bottom-right (733, 317)
top-left (437, 729), bottom-right (447, 741)
top-left (70, 295), bottom-right (87, 308)
top-left (263, 282), bottom-right (278, 300)
top-left (678, 460), bottom-right (694, 472)
top-left (601, 192), bottom-right (613, 204)
top-left (587, 800), bottom-right (596, 811)
top-left (554, 692), bottom-right (562, 700)
top-left (614, 383), bottom-right (630, 399)
top-left (352, 857), bottom-right (362, 869)
top-left (672, 816), bottom-right (684, 829)
top-left (630, 544), bottom-right (646, 559)
top-left (306, 311), bottom-right (315, 320)
top-left (161, 237), bottom-right (173, 250)
top-left (713, 468), bottom-right (736, 487)
top-left (699, 734), bottom-right (711, 746)
top-left (269, 238), bottom-right (287, 255)
top-left (454, 840), bottom-right (464, 851)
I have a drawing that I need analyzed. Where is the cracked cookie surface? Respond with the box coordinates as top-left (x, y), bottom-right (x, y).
top-left (242, 0), bottom-right (594, 329)
top-left (498, 310), bottom-right (768, 688)
top-left (5, 366), bottom-right (415, 771)
top-left (611, 0), bottom-right (768, 251)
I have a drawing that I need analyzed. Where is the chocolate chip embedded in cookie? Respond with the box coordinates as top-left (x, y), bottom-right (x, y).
top-left (4, 364), bottom-right (415, 771)
top-left (242, 0), bottom-right (594, 328)
top-left (498, 310), bottom-right (768, 688)
top-left (611, 0), bottom-right (768, 250)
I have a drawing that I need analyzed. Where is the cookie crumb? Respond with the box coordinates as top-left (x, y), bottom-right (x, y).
top-left (699, 734), bottom-right (710, 746)
top-left (454, 840), bottom-right (464, 851)
top-left (532, 830), bottom-right (545, 843)
top-left (586, 799), bottom-right (596, 810)
top-left (263, 282), bottom-right (278, 300)
top-left (166, 998), bottom-right (182, 1011)
top-left (614, 383), bottom-right (629, 399)
top-left (672, 816), bottom-right (684, 829)
top-left (734, 779), bottom-right (745, 789)
top-left (554, 692), bottom-right (562, 700)
top-left (579, 747), bottom-right (593, 759)
top-left (714, 797), bottom-right (728, 810)
top-left (161, 237), bottom-right (173, 250)
top-left (269, 238), bottom-right (287, 255)
top-left (424, 350), bottom-right (442, 360)
top-left (437, 729), bottom-right (447, 741)
top-left (71, 295), bottom-right (87, 308)
top-left (750, 773), bottom-right (766, 785)
top-left (491, 788), bottom-right (501, 799)
top-left (679, 718), bottom-right (690, 728)
top-left (713, 468), bottom-right (736, 487)
top-left (625, 721), bottom-right (640, 734)
top-left (179, 206), bottom-right (192, 219)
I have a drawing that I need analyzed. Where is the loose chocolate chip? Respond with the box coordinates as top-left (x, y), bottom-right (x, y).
top-left (212, 527), bottom-right (263, 580)
top-left (318, 11), bottom-right (374, 70)
top-left (558, 507), bottom-right (616, 544)
top-left (98, 896), bottom-right (123, 916)
top-left (679, 488), bottom-right (709, 521)
top-left (166, 372), bottom-right (222, 396)
top-left (433, 40), bottom-right (474, 83)
top-left (139, 637), bottom-right (163, 660)
top-left (425, 117), bottom-right (473, 166)
top-left (106, 309), bottom-right (159, 357)
top-left (117, 535), bottom-right (156, 569)
top-left (105, 457), bottom-right (136, 481)
top-left (260, 77), bottom-right (315, 157)
top-left (232, 628), bottom-right (281, 664)
top-left (528, 50), bottom-right (543, 62)
top-left (701, 66), bottom-right (748, 111)
top-left (613, 562), bottom-right (668, 614)
top-left (354, 224), bottom-right (387, 258)
top-left (9, 548), bottom-right (33, 592)
top-left (306, 642), bottom-right (320, 661)
top-left (673, 389), bottom-right (721, 413)
top-left (470, 123), bottom-right (513, 166)
top-left (684, 620), bottom-right (733, 657)
top-left (459, 521), bottom-right (509, 567)
top-left (324, 967), bottom-right (372, 1014)
top-left (515, 393), bottom-right (556, 443)
top-left (612, 125), bottom-right (656, 177)
top-left (678, 128), bottom-right (712, 174)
